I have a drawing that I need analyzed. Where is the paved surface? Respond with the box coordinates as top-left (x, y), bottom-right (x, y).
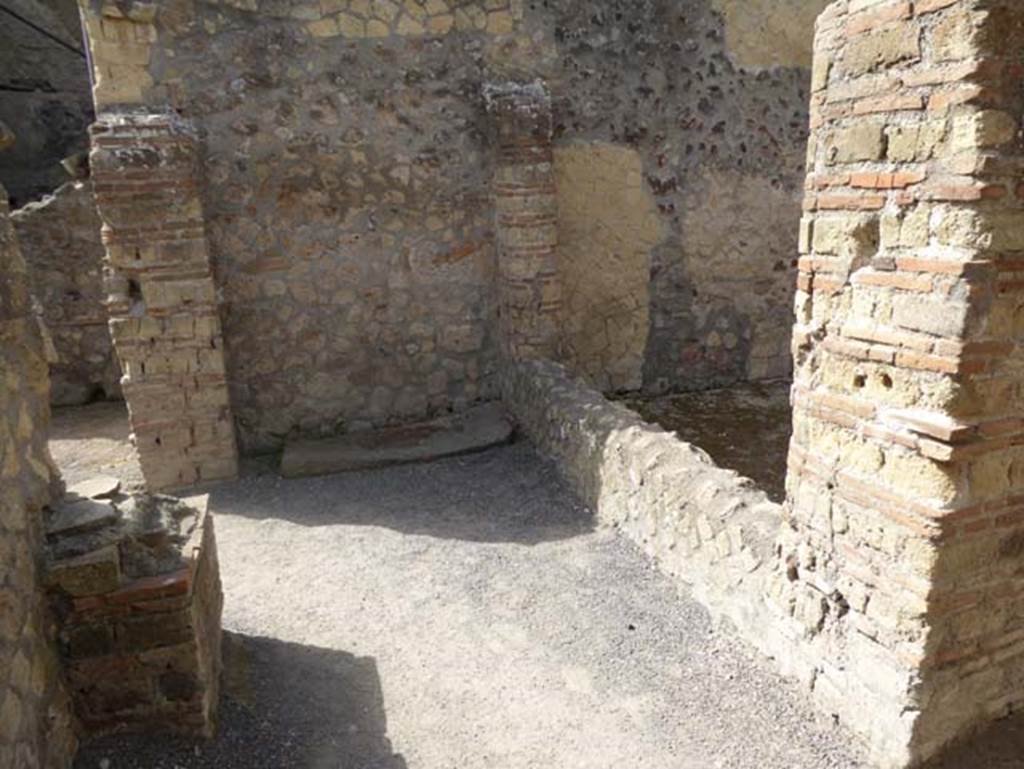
top-left (75, 443), bottom-right (867, 769)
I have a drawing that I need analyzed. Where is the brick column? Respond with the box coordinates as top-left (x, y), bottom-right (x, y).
top-left (485, 81), bottom-right (562, 360)
top-left (785, 1), bottom-right (1024, 764)
top-left (90, 112), bottom-right (238, 491)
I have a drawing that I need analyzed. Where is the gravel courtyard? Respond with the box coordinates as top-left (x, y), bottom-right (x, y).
top-left (71, 439), bottom-right (868, 769)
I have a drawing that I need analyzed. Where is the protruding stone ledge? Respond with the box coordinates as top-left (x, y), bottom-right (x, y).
top-left (280, 402), bottom-right (514, 478)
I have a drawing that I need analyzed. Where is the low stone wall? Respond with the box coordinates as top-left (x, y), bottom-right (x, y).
top-left (13, 181), bottom-right (120, 406)
top-left (500, 358), bottom-right (782, 633)
top-left (45, 491), bottom-right (222, 737)
top-left (499, 358), bottom-right (970, 768)
top-left (0, 181), bottom-right (77, 768)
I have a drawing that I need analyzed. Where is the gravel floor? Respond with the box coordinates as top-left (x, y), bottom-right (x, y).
top-left (49, 400), bottom-right (143, 490)
top-left (74, 443), bottom-right (869, 769)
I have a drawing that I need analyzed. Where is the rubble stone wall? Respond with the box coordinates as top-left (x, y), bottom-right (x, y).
top-left (75, 0), bottom-right (823, 451)
top-left (500, 358), bottom-right (869, 751)
top-left (0, 182), bottom-right (77, 768)
top-left (13, 181), bottom-right (121, 407)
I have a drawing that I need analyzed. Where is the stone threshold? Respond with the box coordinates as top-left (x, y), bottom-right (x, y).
top-left (279, 402), bottom-right (515, 478)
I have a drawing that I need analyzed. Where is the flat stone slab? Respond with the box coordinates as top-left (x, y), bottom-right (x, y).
top-left (47, 498), bottom-right (119, 538)
top-left (280, 403), bottom-right (514, 478)
top-left (68, 475), bottom-right (121, 500)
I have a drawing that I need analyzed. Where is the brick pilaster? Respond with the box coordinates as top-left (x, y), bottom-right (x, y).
top-left (785, 0), bottom-right (1024, 763)
top-left (485, 81), bottom-right (562, 360)
top-left (90, 111), bottom-right (238, 491)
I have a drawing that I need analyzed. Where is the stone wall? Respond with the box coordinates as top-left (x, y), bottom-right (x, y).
top-left (500, 359), bottom-right (877, 748)
top-left (503, 315), bottom-right (1024, 769)
top-left (501, 358), bottom-right (782, 621)
top-left (555, 143), bottom-right (665, 393)
top-left (0, 180), bottom-right (77, 768)
top-left (13, 181), bottom-right (120, 407)
top-left (0, 0), bottom-right (93, 206)
top-left (545, 0), bottom-right (827, 394)
top-left (508, 1), bottom-right (1024, 765)
top-left (80, 0), bottom-right (505, 453)
top-left (75, 0), bottom-right (823, 452)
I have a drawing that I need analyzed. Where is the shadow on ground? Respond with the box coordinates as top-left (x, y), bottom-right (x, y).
top-left (921, 711), bottom-right (1024, 769)
top-left (208, 442), bottom-right (594, 546)
top-left (73, 632), bottom-right (406, 769)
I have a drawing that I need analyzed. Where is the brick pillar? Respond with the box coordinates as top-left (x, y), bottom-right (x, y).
top-left (90, 111), bottom-right (238, 491)
top-left (785, 1), bottom-right (1024, 764)
top-left (485, 81), bottom-right (562, 360)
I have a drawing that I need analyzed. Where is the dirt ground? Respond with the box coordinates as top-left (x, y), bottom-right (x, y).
top-left (55, 404), bottom-right (1024, 769)
top-left (623, 382), bottom-right (792, 503)
top-left (49, 400), bottom-right (144, 490)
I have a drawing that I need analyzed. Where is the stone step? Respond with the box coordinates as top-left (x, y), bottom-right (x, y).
top-left (280, 403), bottom-right (515, 479)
